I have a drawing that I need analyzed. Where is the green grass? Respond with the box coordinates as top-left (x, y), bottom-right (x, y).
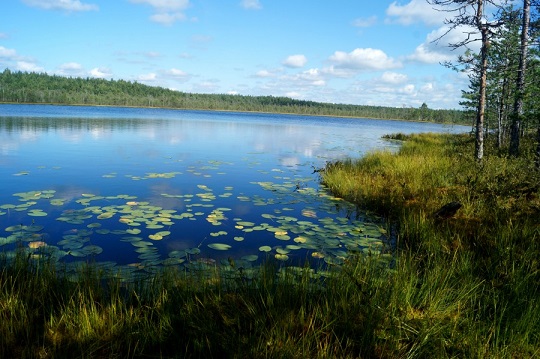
top-left (322, 132), bottom-right (540, 357)
top-left (1, 133), bottom-right (540, 358)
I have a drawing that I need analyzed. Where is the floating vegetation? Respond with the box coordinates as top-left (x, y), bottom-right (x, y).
top-left (0, 163), bottom-right (389, 282)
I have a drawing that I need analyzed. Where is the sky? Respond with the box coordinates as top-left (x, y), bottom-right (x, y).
top-left (0, 0), bottom-right (485, 109)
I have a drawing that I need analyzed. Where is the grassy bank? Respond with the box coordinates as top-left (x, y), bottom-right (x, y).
top-left (322, 133), bottom-right (540, 357)
top-left (2, 133), bottom-right (539, 358)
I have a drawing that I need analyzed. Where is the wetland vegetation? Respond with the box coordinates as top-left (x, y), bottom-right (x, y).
top-left (2, 132), bottom-right (539, 358)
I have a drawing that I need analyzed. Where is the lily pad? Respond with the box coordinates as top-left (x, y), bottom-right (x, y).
top-left (208, 243), bottom-right (232, 251)
top-left (274, 254), bottom-right (289, 261)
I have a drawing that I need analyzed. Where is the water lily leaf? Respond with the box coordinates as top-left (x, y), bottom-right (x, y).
top-left (97, 212), bottom-right (115, 219)
top-left (83, 245), bottom-right (103, 255)
top-left (50, 199), bottom-right (65, 206)
top-left (241, 255), bottom-right (258, 262)
top-left (130, 240), bottom-right (153, 247)
top-left (293, 236), bottom-right (308, 243)
top-left (149, 234), bottom-right (163, 240)
top-left (275, 254), bottom-right (289, 261)
top-left (185, 248), bottom-right (201, 255)
top-left (169, 250), bottom-right (187, 259)
top-left (208, 243), bottom-right (232, 251)
top-left (68, 250), bottom-right (87, 257)
top-left (28, 210), bottom-right (47, 217)
top-left (259, 245), bottom-right (272, 252)
top-left (233, 236), bottom-right (244, 242)
top-left (25, 225), bottom-right (44, 232)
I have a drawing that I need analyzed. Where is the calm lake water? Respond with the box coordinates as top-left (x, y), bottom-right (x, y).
top-left (0, 104), bottom-right (467, 278)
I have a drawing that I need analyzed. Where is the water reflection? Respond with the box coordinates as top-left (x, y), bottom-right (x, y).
top-left (0, 105), bottom-right (468, 275)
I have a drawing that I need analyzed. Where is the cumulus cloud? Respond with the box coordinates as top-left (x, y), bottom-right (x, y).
top-left (283, 54), bottom-right (307, 68)
top-left (380, 71), bottom-right (408, 84)
top-left (329, 48), bottom-right (401, 71)
top-left (164, 68), bottom-right (190, 82)
top-left (407, 25), bottom-right (479, 64)
top-left (255, 69), bottom-right (275, 78)
top-left (22, 0), bottom-right (98, 12)
top-left (89, 67), bottom-right (112, 78)
top-left (295, 68), bottom-right (326, 86)
top-left (407, 43), bottom-right (453, 64)
top-left (240, 0), bottom-right (262, 10)
top-left (352, 16), bottom-right (377, 28)
top-left (138, 72), bottom-right (157, 82)
top-left (0, 46), bottom-right (17, 59)
top-left (57, 62), bottom-right (85, 76)
top-left (129, 0), bottom-right (191, 25)
top-left (385, 0), bottom-right (445, 26)
top-left (16, 61), bottom-right (44, 72)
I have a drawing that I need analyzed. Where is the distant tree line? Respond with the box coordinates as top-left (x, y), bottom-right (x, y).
top-left (0, 69), bottom-right (466, 124)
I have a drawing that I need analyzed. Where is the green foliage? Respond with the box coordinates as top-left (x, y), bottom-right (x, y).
top-left (0, 68), bottom-right (467, 124)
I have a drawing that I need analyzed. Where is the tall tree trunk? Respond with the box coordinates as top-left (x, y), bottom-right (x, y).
top-left (476, 23), bottom-right (488, 161)
top-left (509, 0), bottom-right (530, 156)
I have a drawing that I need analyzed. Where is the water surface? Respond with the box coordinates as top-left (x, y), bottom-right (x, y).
top-left (0, 104), bottom-right (467, 277)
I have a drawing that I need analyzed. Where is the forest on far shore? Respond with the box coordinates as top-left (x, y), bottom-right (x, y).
top-left (0, 69), bottom-right (467, 124)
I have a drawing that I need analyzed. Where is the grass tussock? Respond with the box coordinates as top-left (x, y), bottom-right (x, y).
top-left (1, 132), bottom-right (539, 358)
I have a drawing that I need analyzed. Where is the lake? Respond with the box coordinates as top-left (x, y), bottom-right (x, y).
top-left (0, 104), bottom-right (467, 279)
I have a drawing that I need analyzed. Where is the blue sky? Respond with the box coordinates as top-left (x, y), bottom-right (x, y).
top-left (0, 0), bottom-right (478, 109)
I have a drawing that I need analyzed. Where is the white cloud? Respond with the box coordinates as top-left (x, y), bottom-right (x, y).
top-left (150, 12), bottom-right (186, 24)
top-left (22, 0), bottom-right (98, 12)
top-left (420, 82), bottom-right (434, 92)
top-left (57, 62), bottom-right (85, 76)
top-left (407, 43), bottom-right (453, 64)
top-left (138, 72), bottom-right (157, 82)
top-left (164, 68), bottom-right (190, 81)
top-left (89, 67), bottom-right (112, 78)
top-left (407, 25), bottom-right (479, 64)
top-left (285, 91), bottom-right (302, 99)
top-left (385, 0), bottom-right (444, 26)
top-left (296, 68), bottom-right (325, 86)
top-left (283, 54), bottom-right (307, 68)
top-left (352, 16), bottom-right (377, 28)
top-left (240, 0), bottom-right (262, 10)
top-left (255, 69), bottom-right (275, 78)
top-left (0, 46), bottom-right (17, 59)
top-left (380, 71), bottom-right (408, 84)
top-left (399, 84), bottom-right (416, 95)
top-left (16, 61), bottom-right (44, 72)
top-left (329, 48), bottom-right (401, 71)
top-left (129, 0), bottom-right (190, 25)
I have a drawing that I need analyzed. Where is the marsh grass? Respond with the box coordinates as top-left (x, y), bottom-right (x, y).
top-left (2, 132), bottom-right (540, 358)
top-left (322, 132), bottom-right (540, 357)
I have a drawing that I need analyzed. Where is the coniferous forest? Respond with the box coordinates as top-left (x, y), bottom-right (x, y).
top-left (0, 69), bottom-right (466, 124)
